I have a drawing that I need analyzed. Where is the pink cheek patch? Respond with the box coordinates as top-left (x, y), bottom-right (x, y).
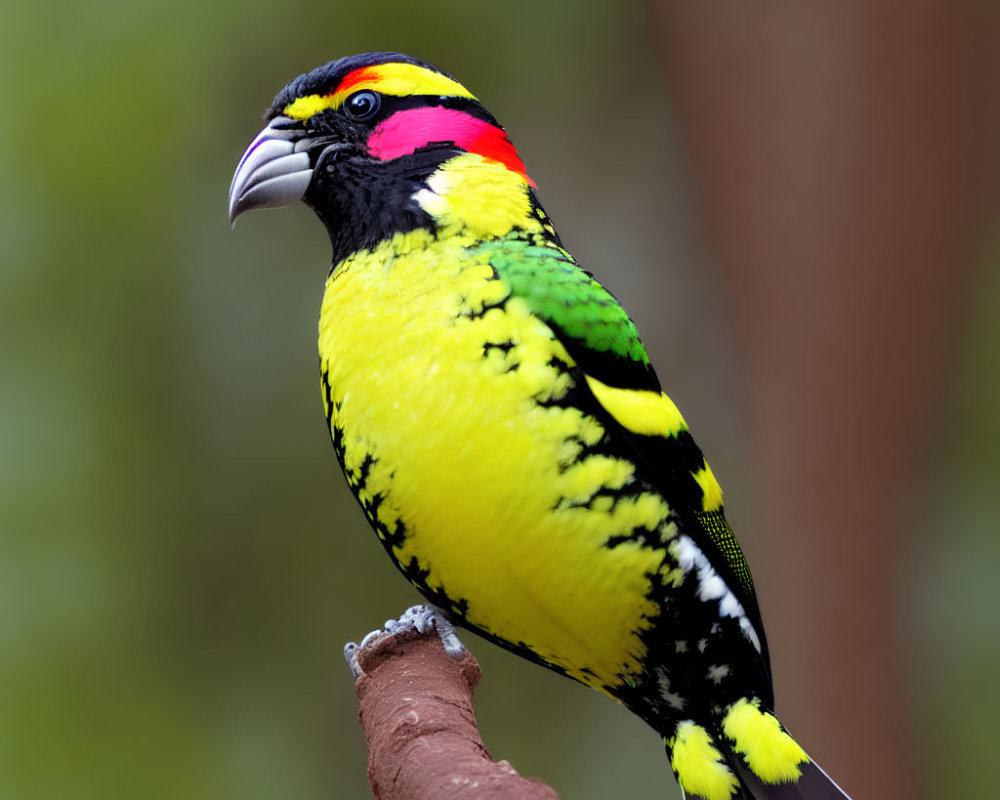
top-left (367, 106), bottom-right (534, 186)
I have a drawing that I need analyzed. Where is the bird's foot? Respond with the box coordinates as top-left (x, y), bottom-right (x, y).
top-left (344, 604), bottom-right (466, 677)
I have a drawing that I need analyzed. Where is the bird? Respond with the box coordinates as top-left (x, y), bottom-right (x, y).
top-left (229, 52), bottom-right (851, 800)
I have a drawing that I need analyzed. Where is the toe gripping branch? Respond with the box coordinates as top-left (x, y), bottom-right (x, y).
top-left (344, 604), bottom-right (466, 678)
top-left (343, 604), bottom-right (558, 800)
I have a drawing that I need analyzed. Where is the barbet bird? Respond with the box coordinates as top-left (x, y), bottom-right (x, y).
top-left (229, 52), bottom-right (851, 800)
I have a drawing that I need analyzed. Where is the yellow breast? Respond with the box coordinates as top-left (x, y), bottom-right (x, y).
top-left (318, 229), bottom-right (675, 689)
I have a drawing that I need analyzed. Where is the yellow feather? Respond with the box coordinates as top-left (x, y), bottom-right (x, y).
top-left (668, 722), bottom-right (740, 800)
top-left (693, 462), bottom-right (724, 512)
top-left (585, 375), bottom-right (687, 437)
top-left (722, 698), bottom-right (810, 784)
top-left (416, 154), bottom-right (533, 239)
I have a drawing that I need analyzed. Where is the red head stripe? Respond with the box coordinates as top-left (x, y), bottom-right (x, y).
top-left (367, 107), bottom-right (534, 186)
top-left (333, 66), bottom-right (378, 96)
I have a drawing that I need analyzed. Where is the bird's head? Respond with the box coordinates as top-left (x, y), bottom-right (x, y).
top-left (229, 53), bottom-right (537, 261)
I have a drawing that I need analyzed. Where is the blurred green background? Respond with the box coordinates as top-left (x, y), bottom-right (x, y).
top-left (1, 0), bottom-right (997, 798)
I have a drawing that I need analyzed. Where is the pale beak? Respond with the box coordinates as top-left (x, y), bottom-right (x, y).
top-left (228, 116), bottom-right (314, 225)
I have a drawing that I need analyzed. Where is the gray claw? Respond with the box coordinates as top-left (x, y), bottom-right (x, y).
top-left (344, 641), bottom-right (364, 678)
top-left (343, 604), bottom-right (467, 677)
top-left (428, 610), bottom-right (465, 658)
top-left (392, 605), bottom-right (466, 657)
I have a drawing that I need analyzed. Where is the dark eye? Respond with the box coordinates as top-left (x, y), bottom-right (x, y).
top-left (344, 90), bottom-right (381, 119)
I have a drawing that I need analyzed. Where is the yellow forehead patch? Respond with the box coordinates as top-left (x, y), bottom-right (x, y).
top-left (284, 62), bottom-right (476, 121)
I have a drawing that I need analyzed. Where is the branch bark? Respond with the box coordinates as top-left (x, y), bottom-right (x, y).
top-left (350, 630), bottom-right (559, 800)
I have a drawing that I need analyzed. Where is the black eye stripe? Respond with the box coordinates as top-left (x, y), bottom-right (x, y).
top-left (333, 92), bottom-right (500, 129)
top-left (386, 94), bottom-right (500, 127)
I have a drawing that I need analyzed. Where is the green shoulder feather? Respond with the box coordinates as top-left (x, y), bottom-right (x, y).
top-left (472, 237), bottom-right (660, 392)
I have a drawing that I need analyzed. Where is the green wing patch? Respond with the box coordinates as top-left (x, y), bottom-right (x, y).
top-left (475, 238), bottom-right (658, 391)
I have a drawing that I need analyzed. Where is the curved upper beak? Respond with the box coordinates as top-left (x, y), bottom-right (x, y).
top-left (228, 116), bottom-right (315, 225)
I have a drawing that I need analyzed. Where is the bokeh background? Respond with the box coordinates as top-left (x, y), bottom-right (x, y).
top-left (2, 1), bottom-right (997, 798)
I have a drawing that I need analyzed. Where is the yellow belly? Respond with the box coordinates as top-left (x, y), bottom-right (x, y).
top-left (319, 230), bottom-right (676, 689)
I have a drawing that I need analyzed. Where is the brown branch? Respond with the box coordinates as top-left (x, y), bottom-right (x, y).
top-left (349, 629), bottom-right (559, 800)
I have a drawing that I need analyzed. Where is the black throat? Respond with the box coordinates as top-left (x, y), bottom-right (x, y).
top-left (304, 147), bottom-right (456, 266)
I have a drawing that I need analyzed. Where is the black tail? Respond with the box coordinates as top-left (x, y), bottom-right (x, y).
top-left (724, 751), bottom-right (851, 800)
top-left (665, 699), bottom-right (852, 800)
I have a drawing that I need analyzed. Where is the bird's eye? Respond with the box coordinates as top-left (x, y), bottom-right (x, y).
top-left (344, 90), bottom-right (381, 120)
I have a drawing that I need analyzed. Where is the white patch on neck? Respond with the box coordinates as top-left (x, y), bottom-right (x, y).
top-left (411, 166), bottom-right (459, 220)
top-left (412, 185), bottom-right (449, 218)
top-left (674, 535), bottom-right (762, 653)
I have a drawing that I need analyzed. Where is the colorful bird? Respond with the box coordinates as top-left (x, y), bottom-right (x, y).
top-left (229, 52), bottom-right (850, 800)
